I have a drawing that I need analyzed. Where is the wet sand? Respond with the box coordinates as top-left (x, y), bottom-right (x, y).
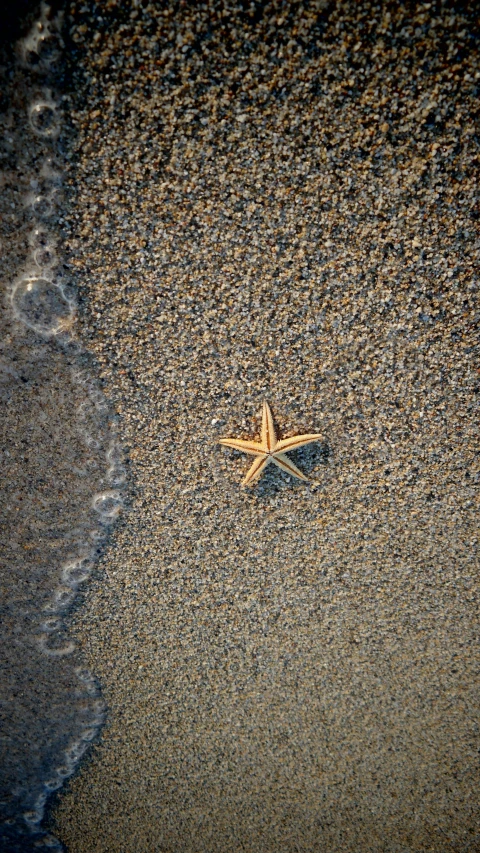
top-left (51, 2), bottom-right (479, 851)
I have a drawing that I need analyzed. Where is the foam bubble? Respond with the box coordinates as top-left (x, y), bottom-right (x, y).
top-left (23, 808), bottom-right (43, 827)
top-left (75, 666), bottom-right (94, 682)
top-left (107, 464), bottom-right (127, 486)
top-left (33, 244), bottom-right (57, 269)
top-left (30, 192), bottom-right (57, 218)
top-left (92, 490), bottom-right (123, 520)
top-left (19, 10), bottom-right (62, 70)
top-left (28, 227), bottom-right (59, 268)
top-left (75, 400), bottom-right (93, 420)
top-left (61, 557), bottom-right (93, 587)
top-left (106, 442), bottom-right (123, 466)
top-left (54, 765), bottom-right (72, 779)
top-left (52, 585), bottom-right (76, 609)
top-left (106, 441), bottom-right (127, 484)
top-left (23, 792), bottom-right (47, 828)
top-left (29, 224), bottom-right (54, 249)
top-left (75, 667), bottom-right (98, 696)
top-left (43, 777), bottom-right (63, 793)
top-left (37, 634), bottom-right (76, 657)
top-left (83, 432), bottom-right (101, 450)
top-left (64, 740), bottom-right (88, 764)
top-left (29, 99), bottom-right (60, 138)
top-left (88, 528), bottom-right (103, 543)
top-left (40, 617), bottom-right (62, 633)
top-left (90, 699), bottom-right (106, 719)
top-left (10, 276), bottom-right (75, 336)
top-left (106, 442), bottom-right (126, 485)
top-left (80, 727), bottom-right (98, 741)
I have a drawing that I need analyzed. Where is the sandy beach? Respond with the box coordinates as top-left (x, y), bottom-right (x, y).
top-left (15, 0), bottom-right (478, 850)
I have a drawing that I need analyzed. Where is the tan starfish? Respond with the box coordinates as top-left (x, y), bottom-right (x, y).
top-left (219, 401), bottom-right (322, 486)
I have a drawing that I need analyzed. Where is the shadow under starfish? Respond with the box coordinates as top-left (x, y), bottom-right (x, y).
top-left (219, 401), bottom-right (323, 486)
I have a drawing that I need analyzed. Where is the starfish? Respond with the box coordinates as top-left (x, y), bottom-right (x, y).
top-left (219, 401), bottom-right (322, 486)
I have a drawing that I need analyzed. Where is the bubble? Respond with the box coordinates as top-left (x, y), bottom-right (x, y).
top-left (75, 667), bottom-right (94, 683)
top-left (55, 765), bottom-right (71, 779)
top-left (40, 617), bottom-right (62, 633)
top-left (88, 387), bottom-right (108, 412)
top-left (106, 441), bottom-right (127, 483)
top-left (44, 777), bottom-right (63, 792)
top-left (75, 668), bottom-right (99, 696)
top-left (106, 442), bottom-right (123, 466)
top-left (64, 740), bottom-right (88, 764)
top-left (91, 699), bottom-right (106, 718)
top-left (23, 809), bottom-right (42, 827)
top-left (29, 100), bottom-right (60, 138)
top-left (80, 727), bottom-right (98, 741)
top-left (33, 245), bottom-right (57, 268)
top-left (20, 12), bottom-right (62, 70)
top-left (31, 192), bottom-right (56, 217)
top-left (61, 557), bottom-right (93, 587)
top-left (75, 400), bottom-right (93, 420)
top-left (37, 633), bottom-right (76, 657)
top-left (107, 464), bottom-right (127, 486)
top-left (88, 528), bottom-right (103, 543)
top-left (52, 585), bottom-right (76, 609)
top-left (21, 34), bottom-right (60, 69)
top-left (28, 224), bottom-right (53, 249)
top-left (10, 276), bottom-right (75, 336)
top-left (92, 490), bottom-right (123, 520)
top-left (83, 432), bottom-right (101, 450)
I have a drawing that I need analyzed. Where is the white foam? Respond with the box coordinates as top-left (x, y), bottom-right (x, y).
top-left (10, 275), bottom-right (75, 336)
top-left (75, 667), bottom-right (98, 696)
top-left (88, 387), bottom-right (109, 412)
top-left (33, 244), bottom-right (57, 269)
top-left (43, 777), bottom-right (63, 793)
top-left (40, 616), bottom-right (62, 632)
top-left (28, 224), bottom-right (55, 249)
top-left (61, 557), bottom-right (93, 587)
top-left (29, 97), bottom-right (60, 138)
top-left (3, 6), bottom-right (125, 837)
top-left (37, 634), bottom-right (76, 657)
top-left (18, 3), bottom-right (63, 71)
top-left (28, 191), bottom-right (57, 218)
top-left (64, 739), bottom-right (88, 764)
top-left (92, 490), bottom-right (123, 520)
top-left (51, 585), bottom-right (76, 609)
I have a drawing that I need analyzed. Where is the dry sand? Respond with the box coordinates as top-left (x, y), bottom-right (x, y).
top-left (50, 1), bottom-right (479, 851)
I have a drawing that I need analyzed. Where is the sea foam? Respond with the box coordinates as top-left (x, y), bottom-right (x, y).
top-left (0, 4), bottom-right (124, 850)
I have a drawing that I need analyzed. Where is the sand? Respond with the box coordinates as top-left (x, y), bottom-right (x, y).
top-left (43, 1), bottom-right (480, 851)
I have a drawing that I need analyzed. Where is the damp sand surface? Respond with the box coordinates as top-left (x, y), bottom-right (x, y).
top-left (52, 2), bottom-right (479, 851)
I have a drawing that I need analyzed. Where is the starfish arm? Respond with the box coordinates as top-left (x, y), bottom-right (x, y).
top-left (271, 452), bottom-right (309, 482)
top-left (242, 455), bottom-right (270, 486)
top-left (261, 401), bottom-right (276, 451)
top-left (219, 438), bottom-right (265, 456)
top-left (275, 433), bottom-right (323, 453)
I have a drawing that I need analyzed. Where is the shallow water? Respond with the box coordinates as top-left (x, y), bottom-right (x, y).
top-left (0, 4), bottom-right (124, 849)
